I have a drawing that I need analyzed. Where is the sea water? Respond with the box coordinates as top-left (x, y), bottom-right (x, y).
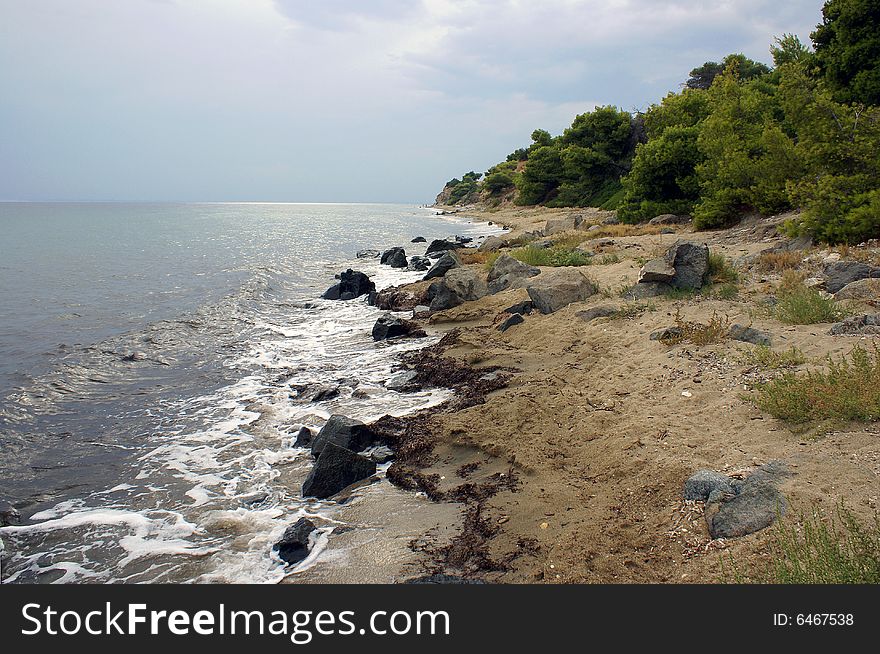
top-left (0, 202), bottom-right (502, 583)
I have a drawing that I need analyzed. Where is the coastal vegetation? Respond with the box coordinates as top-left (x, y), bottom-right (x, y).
top-left (438, 0), bottom-right (880, 245)
top-left (756, 345), bottom-right (880, 422)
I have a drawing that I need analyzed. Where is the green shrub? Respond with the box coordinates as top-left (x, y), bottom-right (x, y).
top-left (773, 284), bottom-right (847, 324)
top-left (707, 253), bottom-right (739, 284)
top-left (770, 505), bottom-right (880, 583)
top-left (738, 345), bottom-right (806, 369)
top-left (756, 345), bottom-right (880, 422)
top-left (510, 245), bottom-right (592, 267)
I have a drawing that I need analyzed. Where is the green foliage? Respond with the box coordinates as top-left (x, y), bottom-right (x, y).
top-left (515, 146), bottom-right (564, 205)
top-left (773, 281), bottom-right (848, 325)
top-left (707, 253), bottom-right (739, 284)
top-left (484, 172), bottom-right (515, 195)
top-left (770, 505), bottom-right (880, 584)
top-left (778, 63), bottom-right (880, 244)
top-left (812, 0), bottom-right (880, 106)
top-left (693, 65), bottom-right (801, 229)
top-left (510, 245), bottom-right (592, 267)
top-left (770, 33), bottom-right (813, 67)
top-left (686, 53), bottom-right (771, 90)
top-left (756, 345), bottom-right (880, 423)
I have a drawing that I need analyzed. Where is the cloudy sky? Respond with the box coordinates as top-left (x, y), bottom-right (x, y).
top-left (1, 0), bottom-right (823, 203)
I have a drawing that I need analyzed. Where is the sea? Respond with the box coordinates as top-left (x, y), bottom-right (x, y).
top-left (0, 202), bottom-right (502, 583)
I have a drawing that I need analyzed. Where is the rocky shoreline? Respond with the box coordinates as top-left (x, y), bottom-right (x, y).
top-left (281, 205), bottom-right (880, 584)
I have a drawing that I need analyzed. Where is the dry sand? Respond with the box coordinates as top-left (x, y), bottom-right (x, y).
top-left (388, 206), bottom-right (880, 583)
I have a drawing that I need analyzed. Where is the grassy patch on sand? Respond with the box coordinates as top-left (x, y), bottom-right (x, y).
top-left (772, 272), bottom-right (848, 325)
top-left (510, 245), bottom-right (592, 267)
top-left (738, 345), bottom-right (807, 369)
top-left (756, 345), bottom-right (880, 423)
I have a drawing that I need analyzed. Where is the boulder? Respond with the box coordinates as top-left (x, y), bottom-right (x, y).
top-left (665, 240), bottom-right (710, 289)
top-left (423, 251), bottom-right (461, 280)
top-left (356, 249), bottom-right (380, 258)
top-left (829, 314), bottom-right (880, 336)
top-left (302, 443), bottom-right (377, 499)
top-left (427, 281), bottom-right (463, 311)
top-left (637, 258), bottom-right (676, 284)
top-left (311, 415), bottom-right (377, 457)
top-left (576, 305), bottom-right (618, 323)
top-left (504, 300), bottom-right (534, 315)
top-left (824, 261), bottom-right (880, 294)
top-left (602, 214), bottom-right (620, 225)
top-left (544, 215), bottom-right (581, 235)
top-left (728, 324), bottom-right (772, 346)
top-left (380, 247), bottom-right (408, 268)
top-left (478, 236), bottom-right (505, 253)
top-left (386, 370), bottom-right (418, 391)
top-left (407, 256), bottom-right (431, 272)
top-left (411, 236), bottom-right (427, 243)
top-left (322, 269), bottom-right (376, 301)
top-left (444, 267), bottom-right (488, 302)
top-left (371, 285), bottom-right (427, 311)
top-left (833, 277), bottom-right (880, 302)
top-left (683, 470), bottom-right (736, 502)
top-left (425, 239), bottom-right (464, 257)
top-left (371, 315), bottom-right (424, 341)
top-left (293, 426), bottom-right (313, 448)
top-left (526, 269), bottom-right (597, 314)
top-left (708, 476), bottom-right (786, 539)
top-left (498, 314), bottom-right (524, 332)
top-left (364, 445), bottom-right (395, 464)
top-left (487, 254), bottom-right (540, 293)
top-left (273, 517), bottom-right (316, 565)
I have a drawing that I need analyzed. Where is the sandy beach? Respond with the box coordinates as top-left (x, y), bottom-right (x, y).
top-left (377, 205), bottom-right (880, 583)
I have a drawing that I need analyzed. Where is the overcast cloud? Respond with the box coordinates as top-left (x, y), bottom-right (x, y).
top-left (0, 0), bottom-right (823, 202)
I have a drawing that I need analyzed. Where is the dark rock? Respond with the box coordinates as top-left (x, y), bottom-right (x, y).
top-left (526, 269), bottom-right (597, 314)
top-left (425, 239), bottom-right (464, 257)
top-left (728, 324), bottom-right (772, 346)
top-left (380, 247), bottom-right (408, 268)
top-left (498, 314), bottom-right (524, 332)
top-left (504, 300), bottom-right (534, 315)
top-left (356, 249), bottom-right (380, 258)
top-left (576, 305), bottom-right (618, 322)
top-left (454, 235), bottom-right (473, 244)
top-left (602, 214), bottom-right (620, 225)
top-left (411, 236), bottom-right (427, 243)
top-left (122, 351), bottom-right (146, 362)
top-left (309, 385), bottom-right (340, 402)
top-left (423, 251), bottom-right (461, 280)
top-left (322, 269), bottom-right (375, 300)
top-left (824, 261), bottom-right (880, 294)
top-left (293, 426), bottom-right (313, 448)
top-left (708, 476), bottom-right (787, 539)
top-left (364, 445), bottom-right (395, 464)
top-left (683, 470), bottom-right (736, 502)
top-left (660, 228), bottom-right (675, 235)
top-left (428, 281), bottom-right (463, 311)
top-left (371, 315), bottom-right (424, 341)
top-left (407, 256), bottom-right (431, 272)
top-left (311, 415), bottom-right (377, 457)
top-left (273, 517), bottom-right (317, 565)
top-left (762, 235), bottom-right (813, 254)
top-left (386, 369), bottom-right (418, 391)
top-left (829, 313), bottom-right (880, 336)
top-left (666, 240), bottom-right (710, 289)
top-left (1, 500), bottom-right (21, 527)
top-left (302, 443), bottom-right (377, 499)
